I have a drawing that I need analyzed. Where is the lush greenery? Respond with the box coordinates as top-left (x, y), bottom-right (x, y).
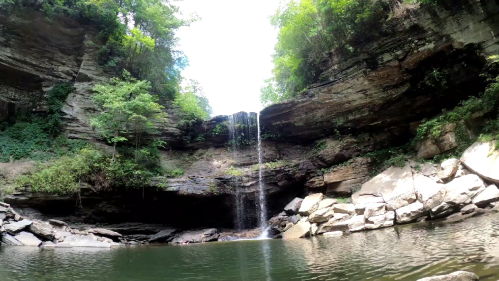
top-left (261, 0), bottom-right (386, 106)
top-left (260, 0), bottom-right (442, 106)
top-left (0, 84), bottom-right (86, 162)
top-left (16, 146), bottom-right (155, 195)
top-left (175, 80), bottom-right (213, 121)
top-left (90, 70), bottom-right (166, 156)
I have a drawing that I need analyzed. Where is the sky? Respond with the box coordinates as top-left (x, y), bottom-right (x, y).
top-left (176, 0), bottom-right (280, 116)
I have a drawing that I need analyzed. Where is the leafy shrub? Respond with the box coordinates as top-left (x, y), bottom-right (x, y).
top-left (16, 146), bottom-right (154, 195)
top-left (226, 166), bottom-right (243, 177)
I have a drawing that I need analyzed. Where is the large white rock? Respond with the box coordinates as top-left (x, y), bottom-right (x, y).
top-left (63, 235), bottom-right (112, 248)
top-left (1, 234), bottom-right (22, 246)
top-left (284, 198), bottom-right (303, 215)
top-left (365, 214), bottom-right (386, 230)
top-left (316, 214), bottom-right (351, 234)
top-left (323, 231), bottom-right (343, 237)
top-left (317, 198), bottom-right (337, 210)
top-left (414, 174), bottom-right (444, 207)
top-left (396, 201), bottom-right (424, 223)
top-left (309, 208), bottom-right (334, 223)
top-left (282, 221), bottom-right (311, 239)
top-left (417, 270), bottom-right (479, 281)
top-left (298, 193), bottom-right (324, 215)
top-left (364, 203), bottom-right (386, 219)
top-left (461, 141), bottom-right (499, 184)
top-left (3, 219), bottom-right (32, 234)
top-left (472, 184), bottom-right (499, 206)
top-left (438, 158), bottom-right (460, 180)
top-left (442, 174), bottom-right (486, 205)
top-left (14, 231), bottom-right (42, 246)
top-left (333, 204), bottom-right (356, 214)
top-left (354, 165), bottom-right (416, 211)
top-left (29, 221), bottom-right (55, 240)
top-left (345, 215), bottom-right (365, 232)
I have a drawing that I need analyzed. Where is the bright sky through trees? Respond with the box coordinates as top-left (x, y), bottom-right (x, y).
top-left (177, 0), bottom-right (280, 116)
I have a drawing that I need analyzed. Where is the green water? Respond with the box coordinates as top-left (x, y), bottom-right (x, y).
top-left (2, 214), bottom-right (499, 281)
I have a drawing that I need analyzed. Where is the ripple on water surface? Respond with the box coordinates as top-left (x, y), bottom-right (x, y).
top-left (2, 215), bottom-right (499, 281)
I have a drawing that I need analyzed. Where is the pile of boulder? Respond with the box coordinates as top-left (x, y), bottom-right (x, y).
top-left (271, 141), bottom-right (499, 239)
top-left (0, 202), bottom-right (220, 247)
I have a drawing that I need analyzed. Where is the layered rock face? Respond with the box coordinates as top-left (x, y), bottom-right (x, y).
top-left (259, 1), bottom-right (499, 143)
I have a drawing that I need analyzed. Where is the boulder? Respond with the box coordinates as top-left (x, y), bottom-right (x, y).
top-left (14, 231), bottom-right (42, 246)
top-left (318, 198), bottom-right (337, 210)
top-left (149, 229), bottom-right (176, 243)
top-left (417, 271), bottom-right (479, 281)
top-left (442, 174), bottom-right (486, 206)
top-left (333, 204), bottom-right (356, 214)
top-left (355, 204), bottom-right (366, 215)
top-left (364, 203), bottom-right (386, 219)
top-left (461, 141), bottom-right (499, 184)
top-left (438, 159), bottom-right (460, 181)
top-left (384, 211), bottom-right (395, 227)
top-left (88, 228), bottom-right (122, 238)
top-left (414, 174), bottom-right (444, 207)
top-left (48, 219), bottom-right (68, 227)
top-left (0, 206), bottom-right (7, 213)
top-left (282, 221), bottom-right (311, 239)
top-left (317, 213), bottom-right (351, 234)
top-left (355, 165), bottom-right (416, 211)
top-left (284, 198), bottom-right (303, 215)
top-left (472, 185), bottom-right (499, 206)
top-left (0, 202), bottom-right (10, 208)
top-left (396, 201), bottom-right (424, 223)
top-left (63, 235), bottom-right (112, 248)
top-left (54, 231), bottom-right (72, 242)
top-left (345, 215), bottom-right (365, 232)
top-left (430, 202), bottom-right (456, 219)
top-left (298, 193), bottom-right (324, 215)
top-left (3, 219), bottom-right (32, 234)
top-left (309, 208), bottom-right (334, 223)
top-left (1, 233), bottom-right (23, 246)
top-left (365, 214), bottom-right (386, 230)
top-left (323, 231), bottom-right (343, 237)
top-left (455, 164), bottom-right (471, 178)
top-left (29, 221), bottom-right (55, 240)
top-left (283, 223), bottom-right (294, 232)
top-left (171, 228), bottom-right (220, 244)
top-left (460, 204), bottom-right (477, 215)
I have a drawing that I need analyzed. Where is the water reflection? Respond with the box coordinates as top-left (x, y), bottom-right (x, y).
top-left (2, 214), bottom-right (499, 280)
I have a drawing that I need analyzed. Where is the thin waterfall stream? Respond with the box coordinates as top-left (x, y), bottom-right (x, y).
top-left (256, 113), bottom-right (268, 238)
top-left (227, 112), bottom-right (268, 236)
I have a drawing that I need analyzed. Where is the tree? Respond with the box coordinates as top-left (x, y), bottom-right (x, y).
top-left (174, 79), bottom-right (212, 120)
top-left (90, 70), bottom-right (166, 158)
top-left (262, 0), bottom-right (383, 106)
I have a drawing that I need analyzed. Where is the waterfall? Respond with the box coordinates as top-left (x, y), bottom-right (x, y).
top-left (228, 114), bottom-right (245, 231)
top-left (227, 111), bottom-right (268, 236)
top-left (256, 113), bottom-right (268, 238)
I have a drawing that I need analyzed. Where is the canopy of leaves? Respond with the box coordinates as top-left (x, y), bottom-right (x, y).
top-left (90, 70), bottom-right (166, 148)
top-left (174, 79), bottom-right (212, 121)
top-left (1, 0), bottom-right (196, 99)
top-left (261, 0), bottom-right (387, 105)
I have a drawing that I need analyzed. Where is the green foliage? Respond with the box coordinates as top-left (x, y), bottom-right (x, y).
top-left (1, 0), bottom-right (196, 99)
top-left (16, 146), bottom-right (155, 195)
top-left (212, 122), bottom-right (228, 136)
top-left (336, 197), bottom-right (348, 203)
top-left (90, 70), bottom-right (166, 150)
top-left (0, 84), bottom-right (85, 163)
top-left (226, 166), bottom-right (243, 177)
top-left (312, 139), bottom-right (328, 154)
top-left (262, 0), bottom-right (385, 105)
top-left (416, 75), bottom-right (499, 141)
top-left (175, 80), bottom-right (212, 121)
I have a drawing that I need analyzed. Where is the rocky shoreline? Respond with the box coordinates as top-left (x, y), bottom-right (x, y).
top-left (270, 141), bottom-right (499, 239)
top-left (0, 202), bottom-right (224, 247)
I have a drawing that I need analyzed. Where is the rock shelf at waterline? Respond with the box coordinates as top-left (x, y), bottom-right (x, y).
top-left (269, 142), bottom-right (499, 239)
